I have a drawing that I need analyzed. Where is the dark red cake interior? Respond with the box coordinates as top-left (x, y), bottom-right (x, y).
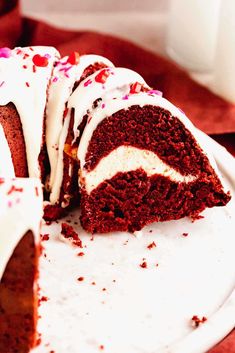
top-left (80, 105), bottom-right (231, 233)
top-left (0, 231), bottom-right (38, 353)
top-left (0, 103), bottom-right (28, 177)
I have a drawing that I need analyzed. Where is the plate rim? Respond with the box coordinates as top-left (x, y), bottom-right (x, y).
top-left (163, 132), bottom-right (235, 353)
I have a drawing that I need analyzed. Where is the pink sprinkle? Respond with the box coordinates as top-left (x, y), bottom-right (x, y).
top-left (122, 94), bottom-right (129, 100)
top-left (8, 200), bottom-right (12, 208)
top-left (45, 54), bottom-right (51, 59)
top-left (101, 103), bottom-right (106, 109)
top-left (0, 81), bottom-right (5, 87)
top-left (148, 89), bottom-right (163, 97)
top-left (0, 47), bottom-right (12, 58)
top-left (16, 198), bottom-right (21, 204)
top-left (65, 73), bottom-right (70, 78)
top-left (84, 79), bottom-right (92, 87)
top-left (52, 77), bottom-right (58, 83)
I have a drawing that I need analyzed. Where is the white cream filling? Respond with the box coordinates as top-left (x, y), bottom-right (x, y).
top-left (0, 125), bottom-right (15, 178)
top-left (82, 146), bottom-right (197, 194)
top-left (78, 92), bottom-right (218, 176)
top-left (0, 178), bottom-right (43, 280)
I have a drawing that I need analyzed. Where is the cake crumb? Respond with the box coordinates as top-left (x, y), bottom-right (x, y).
top-left (77, 252), bottom-right (85, 257)
top-left (182, 232), bottom-right (188, 237)
top-left (99, 345), bottom-right (104, 350)
top-left (191, 315), bottom-right (207, 327)
top-left (77, 277), bottom-right (84, 282)
top-left (140, 261), bottom-right (147, 269)
top-left (61, 223), bottom-right (83, 247)
top-left (147, 241), bottom-right (156, 250)
top-left (39, 296), bottom-right (48, 303)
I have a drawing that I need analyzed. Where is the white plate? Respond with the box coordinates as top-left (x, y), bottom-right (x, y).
top-left (33, 134), bottom-right (235, 353)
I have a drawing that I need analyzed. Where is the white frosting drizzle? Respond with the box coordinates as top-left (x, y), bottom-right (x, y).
top-left (0, 125), bottom-right (15, 177)
top-left (0, 178), bottom-right (43, 280)
top-left (0, 46), bottom-right (60, 178)
top-left (46, 54), bottom-right (114, 192)
top-left (68, 67), bottom-right (149, 137)
top-left (47, 55), bottom-right (114, 204)
top-left (83, 146), bottom-right (196, 194)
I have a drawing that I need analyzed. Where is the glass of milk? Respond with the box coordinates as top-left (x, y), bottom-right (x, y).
top-left (166, 0), bottom-right (221, 72)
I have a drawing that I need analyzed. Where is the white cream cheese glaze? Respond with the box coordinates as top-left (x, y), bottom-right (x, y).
top-left (0, 178), bottom-right (43, 280)
top-left (0, 46), bottom-right (60, 178)
top-left (0, 125), bottom-right (15, 178)
top-left (68, 67), bottom-right (149, 138)
top-left (47, 55), bottom-right (114, 204)
top-left (46, 54), bottom-right (114, 194)
top-left (84, 146), bottom-right (196, 194)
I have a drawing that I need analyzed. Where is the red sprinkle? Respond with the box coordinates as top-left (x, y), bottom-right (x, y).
top-left (140, 261), bottom-right (147, 269)
top-left (67, 51), bottom-right (80, 65)
top-left (182, 233), bottom-right (189, 237)
top-left (77, 277), bottom-right (84, 282)
top-left (99, 345), bottom-right (104, 350)
top-left (192, 315), bottom-right (207, 327)
top-left (22, 65), bottom-right (27, 69)
top-left (35, 186), bottom-right (39, 197)
top-left (147, 241), bottom-right (157, 250)
top-left (130, 82), bottom-right (142, 94)
top-left (95, 69), bottom-right (111, 84)
top-left (41, 234), bottom-right (50, 241)
top-left (7, 185), bottom-right (23, 195)
top-left (25, 82), bottom-right (30, 87)
top-left (32, 54), bottom-right (49, 67)
top-left (77, 252), bottom-right (85, 257)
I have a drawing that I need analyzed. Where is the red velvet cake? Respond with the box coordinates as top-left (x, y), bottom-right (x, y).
top-left (0, 46), bottom-right (60, 180)
top-left (78, 92), bottom-right (231, 233)
top-left (0, 178), bottom-right (43, 352)
top-left (0, 44), bottom-right (232, 351)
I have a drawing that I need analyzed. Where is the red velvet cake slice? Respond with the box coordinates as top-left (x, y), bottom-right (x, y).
top-left (0, 178), bottom-right (43, 352)
top-left (78, 92), bottom-right (231, 233)
top-left (0, 46), bottom-right (60, 180)
top-left (44, 54), bottom-right (114, 220)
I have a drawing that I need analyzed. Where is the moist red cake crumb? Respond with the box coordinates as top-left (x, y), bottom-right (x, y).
top-left (99, 345), bottom-right (104, 350)
top-left (147, 241), bottom-right (157, 250)
top-left (182, 233), bottom-right (189, 237)
top-left (39, 296), bottom-right (48, 303)
top-left (61, 223), bottom-right (83, 247)
top-left (77, 252), bottom-right (85, 257)
top-left (191, 315), bottom-right (207, 327)
top-left (140, 261), bottom-right (148, 269)
top-left (44, 203), bottom-right (66, 221)
top-left (77, 277), bottom-right (84, 282)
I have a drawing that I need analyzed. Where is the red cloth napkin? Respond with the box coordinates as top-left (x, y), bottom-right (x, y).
top-left (0, 1), bottom-right (234, 352)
